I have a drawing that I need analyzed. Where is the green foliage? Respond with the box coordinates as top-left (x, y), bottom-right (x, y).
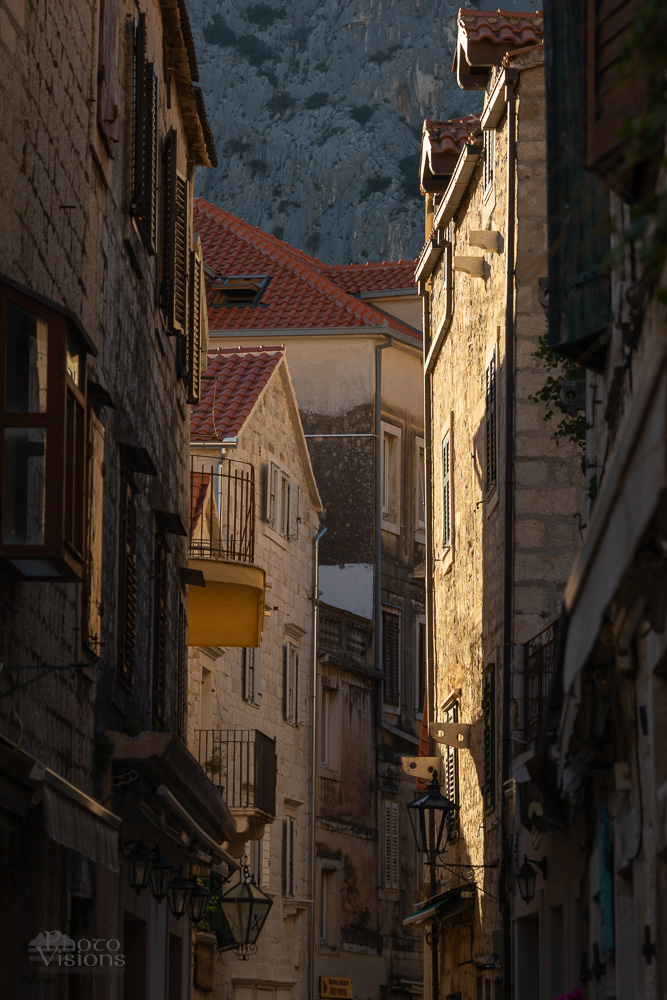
top-left (246, 3), bottom-right (286, 28)
top-left (350, 104), bottom-right (374, 125)
top-left (272, 226), bottom-right (284, 240)
top-left (259, 68), bottom-right (278, 87)
top-left (236, 34), bottom-right (274, 66)
top-left (368, 44), bottom-right (401, 66)
top-left (528, 332), bottom-right (586, 452)
top-left (398, 153), bottom-right (420, 200)
top-left (304, 91), bottom-right (329, 110)
top-left (94, 730), bottom-right (115, 773)
top-left (315, 59), bottom-right (329, 74)
top-left (203, 15), bottom-right (236, 47)
top-left (266, 92), bottom-right (296, 116)
top-left (362, 175), bottom-right (392, 198)
top-left (291, 25), bottom-right (310, 49)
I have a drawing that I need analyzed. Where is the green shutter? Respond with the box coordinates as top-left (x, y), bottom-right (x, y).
top-left (483, 667), bottom-right (495, 809)
top-left (544, 0), bottom-right (611, 369)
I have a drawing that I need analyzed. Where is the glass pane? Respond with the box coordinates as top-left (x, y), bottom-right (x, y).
top-left (3, 428), bottom-right (46, 545)
top-left (6, 303), bottom-right (48, 412)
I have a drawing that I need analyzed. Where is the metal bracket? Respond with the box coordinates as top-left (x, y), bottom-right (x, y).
top-left (429, 722), bottom-right (472, 749)
top-left (401, 756), bottom-right (442, 780)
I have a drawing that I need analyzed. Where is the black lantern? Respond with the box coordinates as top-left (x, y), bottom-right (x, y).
top-left (407, 775), bottom-right (459, 855)
top-left (219, 869), bottom-right (273, 951)
top-left (188, 879), bottom-right (211, 924)
top-left (149, 851), bottom-right (174, 902)
top-left (125, 842), bottom-right (155, 894)
top-left (167, 869), bottom-right (193, 919)
top-left (516, 855), bottom-right (547, 904)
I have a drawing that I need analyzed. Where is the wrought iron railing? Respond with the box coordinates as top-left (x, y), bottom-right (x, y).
top-left (195, 729), bottom-right (276, 818)
top-left (189, 458), bottom-right (255, 563)
top-left (524, 619), bottom-right (560, 744)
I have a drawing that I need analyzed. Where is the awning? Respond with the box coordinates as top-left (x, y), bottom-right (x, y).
top-left (403, 885), bottom-right (475, 927)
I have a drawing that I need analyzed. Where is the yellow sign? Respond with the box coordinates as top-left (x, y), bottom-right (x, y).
top-left (320, 977), bottom-right (353, 998)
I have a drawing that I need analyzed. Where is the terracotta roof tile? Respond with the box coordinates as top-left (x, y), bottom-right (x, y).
top-left (423, 114), bottom-right (482, 159)
top-left (190, 346), bottom-right (284, 441)
top-left (326, 261), bottom-right (417, 294)
top-left (194, 200), bottom-right (421, 342)
top-left (458, 8), bottom-right (544, 49)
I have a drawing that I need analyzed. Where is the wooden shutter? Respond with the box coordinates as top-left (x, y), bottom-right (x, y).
top-left (173, 175), bottom-right (188, 334)
top-left (442, 434), bottom-right (451, 548)
top-left (485, 353), bottom-right (496, 491)
top-left (176, 598), bottom-right (187, 740)
top-left (544, 0), bottom-right (611, 366)
top-left (289, 484), bottom-right (300, 539)
top-left (443, 701), bottom-right (459, 836)
top-left (417, 620), bottom-right (426, 714)
top-left (383, 799), bottom-right (400, 890)
top-left (585, 0), bottom-right (645, 194)
top-left (282, 817), bottom-right (295, 897)
top-left (294, 650), bottom-right (299, 724)
top-left (382, 610), bottom-right (400, 706)
top-left (266, 462), bottom-right (277, 526)
top-left (117, 473), bottom-right (138, 688)
top-left (244, 648), bottom-right (255, 703)
top-left (97, 0), bottom-right (118, 154)
top-left (82, 407), bottom-right (105, 655)
top-left (185, 242), bottom-right (204, 403)
top-left (283, 644), bottom-right (289, 721)
top-left (132, 16), bottom-right (158, 252)
top-left (152, 534), bottom-right (168, 725)
top-left (483, 667), bottom-right (495, 809)
top-left (160, 129), bottom-right (177, 324)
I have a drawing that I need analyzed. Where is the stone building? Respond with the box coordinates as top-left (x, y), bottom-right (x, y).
top-left (512, 1), bottom-right (667, 998)
top-left (0, 0), bottom-right (224, 997)
top-left (192, 200), bottom-right (426, 1000)
top-left (414, 10), bottom-right (586, 999)
top-left (185, 345), bottom-right (322, 1000)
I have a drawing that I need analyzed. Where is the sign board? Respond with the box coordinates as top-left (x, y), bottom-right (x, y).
top-left (320, 977), bottom-right (353, 998)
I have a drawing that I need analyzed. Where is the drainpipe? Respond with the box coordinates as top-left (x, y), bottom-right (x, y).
top-left (500, 78), bottom-right (517, 1000)
top-left (374, 337), bottom-right (394, 720)
top-left (310, 522), bottom-right (327, 1000)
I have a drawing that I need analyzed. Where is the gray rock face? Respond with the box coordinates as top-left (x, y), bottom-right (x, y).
top-left (189, 0), bottom-right (519, 264)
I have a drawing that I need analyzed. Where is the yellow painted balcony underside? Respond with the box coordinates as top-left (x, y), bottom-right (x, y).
top-left (188, 558), bottom-right (266, 648)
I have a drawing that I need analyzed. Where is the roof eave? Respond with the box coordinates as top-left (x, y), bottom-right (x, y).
top-left (433, 142), bottom-right (483, 231)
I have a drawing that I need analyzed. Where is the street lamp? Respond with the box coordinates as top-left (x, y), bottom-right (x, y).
top-left (219, 865), bottom-right (273, 959)
top-left (188, 879), bottom-right (211, 924)
top-left (167, 869), bottom-right (194, 919)
top-left (407, 774), bottom-right (459, 855)
top-left (516, 855), bottom-right (547, 904)
top-left (149, 851), bottom-right (174, 902)
top-left (125, 841), bottom-right (155, 894)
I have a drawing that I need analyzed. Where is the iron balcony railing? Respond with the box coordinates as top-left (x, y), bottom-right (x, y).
top-left (195, 729), bottom-right (276, 818)
top-left (524, 619), bottom-right (560, 745)
top-left (189, 458), bottom-right (255, 563)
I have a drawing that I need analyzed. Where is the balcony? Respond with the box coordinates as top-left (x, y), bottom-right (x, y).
top-left (524, 619), bottom-right (560, 745)
top-left (195, 729), bottom-right (277, 850)
top-left (188, 458), bottom-right (265, 647)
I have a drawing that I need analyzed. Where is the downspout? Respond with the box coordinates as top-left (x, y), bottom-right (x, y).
top-left (500, 78), bottom-right (517, 1000)
top-left (420, 281), bottom-right (439, 1000)
top-left (310, 522), bottom-right (327, 1000)
top-left (374, 336), bottom-right (394, 724)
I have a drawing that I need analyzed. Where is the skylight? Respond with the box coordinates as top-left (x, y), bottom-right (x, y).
top-left (210, 275), bottom-right (271, 307)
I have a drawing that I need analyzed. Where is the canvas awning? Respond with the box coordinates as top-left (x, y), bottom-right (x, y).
top-left (403, 885), bottom-right (475, 927)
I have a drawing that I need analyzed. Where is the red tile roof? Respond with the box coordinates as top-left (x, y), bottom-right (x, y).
top-left (190, 346), bottom-right (284, 441)
top-left (326, 261), bottom-right (417, 294)
top-left (458, 8), bottom-right (544, 48)
top-left (423, 114), bottom-right (482, 160)
top-left (193, 200), bottom-right (421, 341)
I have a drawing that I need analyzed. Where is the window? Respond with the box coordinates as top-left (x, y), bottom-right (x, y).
top-left (442, 699), bottom-right (459, 838)
top-left (416, 436), bottom-right (426, 532)
top-left (176, 598), bottom-right (187, 740)
top-left (160, 129), bottom-right (188, 336)
top-left (415, 616), bottom-right (426, 717)
top-left (485, 352), bottom-right (497, 492)
top-left (320, 683), bottom-right (340, 772)
top-left (442, 433), bottom-right (451, 549)
top-left (0, 282), bottom-right (90, 580)
top-left (210, 275), bottom-right (271, 307)
top-left (243, 647), bottom-right (262, 706)
top-left (250, 836), bottom-right (264, 889)
top-left (381, 422), bottom-right (401, 532)
top-left (283, 642), bottom-right (299, 725)
top-left (132, 14), bottom-right (158, 253)
top-left (267, 462), bottom-right (299, 539)
top-left (483, 129), bottom-right (494, 200)
top-left (282, 816), bottom-right (296, 897)
top-left (152, 533), bottom-right (169, 726)
top-left (382, 798), bottom-right (400, 891)
top-left (117, 469), bottom-right (138, 689)
top-left (483, 666), bottom-right (495, 809)
top-left (382, 608), bottom-right (401, 707)
top-left (319, 865), bottom-right (339, 951)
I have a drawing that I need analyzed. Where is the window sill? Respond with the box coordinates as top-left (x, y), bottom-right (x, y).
top-left (439, 545), bottom-right (454, 575)
top-left (485, 485), bottom-right (499, 517)
top-left (482, 189), bottom-right (496, 228)
top-left (381, 520), bottom-right (400, 536)
top-left (415, 528), bottom-right (426, 545)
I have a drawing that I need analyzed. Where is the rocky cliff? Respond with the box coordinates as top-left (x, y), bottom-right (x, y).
top-left (189, 0), bottom-right (519, 264)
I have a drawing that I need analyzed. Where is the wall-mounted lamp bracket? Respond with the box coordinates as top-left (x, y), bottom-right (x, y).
top-left (401, 756), bottom-right (442, 780)
top-left (429, 722), bottom-right (472, 749)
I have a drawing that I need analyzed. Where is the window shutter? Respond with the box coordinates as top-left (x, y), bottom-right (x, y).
top-left (176, 598), bottom-right (187, 740)
top-left (383, 800), bottom-right (399, 890)
top-left (244, 647), bottom-right (261, 704)
top-left (289, 484), bottom-right (300, 539)
top-left (282, 644), bottom-right (288, 721)
top-left (266, 462), bottom-right (277, 526)
top-left (294, 651), bottom-right (299, 724)
top-left (173, 174), bottom-right (189, 336)
top-left (443, 701), bottom-right (459, 836)
top-left (132, 17), bottom-right (158, 253)
top-left (283, 817), bottom-right (295, 897)
top-left (485, 353), bottom-right (496, 491)
top-left (97, 0), bottom-right (118, 154)
top-left (544, 0), bottom-right (611, 366)
top-left (483, 667), bottom-right (496, 809)
top-left (160, 129), bottom-right (177, 324)
top-left (118, 474), bottom-right (138, 687)
top-left (382, 611), bottom-right (400, 706)
top-left (143, 62), bottom-right (158, 253)
top-left (417, 620), bottom-right (426, 714)
top-left (442, 435), bottom-right (451, 548)
top-left (152, 534), bottom-right (168, 725)
top-left (185, 242), bottom-right (203, 403)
